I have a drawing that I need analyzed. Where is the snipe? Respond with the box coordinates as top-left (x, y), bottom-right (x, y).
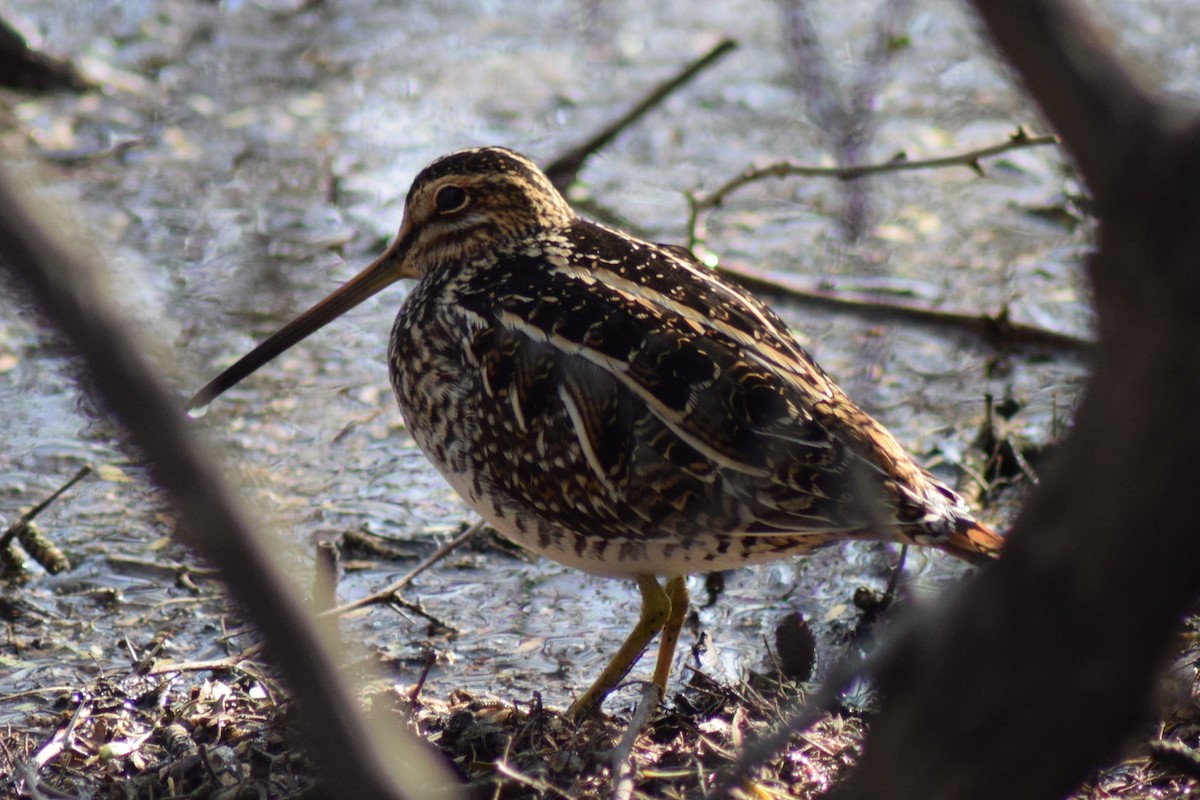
top-left (189, 146), bottom-right (1001, 717)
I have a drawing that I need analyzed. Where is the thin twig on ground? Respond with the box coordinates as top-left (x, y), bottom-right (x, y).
top-left (321, 520), bottom-right (484, 617)
top-left (0, 465), bottom-right (92, 549)
top-left (494, 759), bottom-right (576, 800)
top-left (610, 683), bottom-right (663, 800)
top-left (147, 654), bottom-right (266, 677)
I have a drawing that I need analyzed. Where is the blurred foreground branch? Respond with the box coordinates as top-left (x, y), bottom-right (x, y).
top-left (823, 0), bottom-right (1200, 796)
top-left (0, 170), bottom-right (458, 800)
top-left (0, 15), bottom-right (89, 92)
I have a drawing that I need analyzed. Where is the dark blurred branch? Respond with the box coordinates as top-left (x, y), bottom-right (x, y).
top-left (968, 0), bottom-right (1148, 200)
top-left (820, 0), bottom-right (1200, 798)
top-left (0, 15), bottom-right (89, 92)
top-left (543, 38), bottom-right (738, 190)
top-left (0, 169), bottom-right (457, 800)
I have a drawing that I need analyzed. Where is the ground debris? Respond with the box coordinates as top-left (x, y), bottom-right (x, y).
top-left (397, 670), bottom-right (862, 800)
top-left (8, 619), bottom-right (1200, 799)
top-left (3, 662), bottom-right (314, 799)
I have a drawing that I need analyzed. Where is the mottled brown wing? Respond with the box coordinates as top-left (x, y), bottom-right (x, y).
top-left (452, 220), bottom-right (920, 540)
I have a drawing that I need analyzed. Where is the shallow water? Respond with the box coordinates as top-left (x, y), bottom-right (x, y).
top-left (4, 0), bottom-right (1181, 716)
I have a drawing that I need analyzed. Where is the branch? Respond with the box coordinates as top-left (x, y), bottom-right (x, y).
top-left (686, 127), bottom-right (1059, 249)
top-left (0, 466), bottom-right (92, 548)
top-left (968, 0), bottom-right (1152, 202)
top-left (818, 1), bottom-right (1200, 798)
top-left (0, 15), bottom-right (90, 92)
top-left (0, 167), bottom-right (458, 800)
top-left (610, 683), bottom-right (662, 800)
top-left (321, 520), bottom-right (483, 618)
top-left (716, 260), bottom-right (1091, 357)
top-left (544, 38), bottom-right (738, 191)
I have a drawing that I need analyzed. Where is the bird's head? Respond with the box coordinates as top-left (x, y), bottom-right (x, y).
top-left (187, 146), bottom-right (572, 410)
top-left (393, 147), bottom-right (576, 277)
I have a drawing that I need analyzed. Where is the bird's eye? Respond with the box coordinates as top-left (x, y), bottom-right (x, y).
top-left (435, 185), bottom-right (469, 214)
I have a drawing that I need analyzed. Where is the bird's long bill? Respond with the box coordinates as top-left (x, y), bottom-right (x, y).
top-left (186, 240), bottom-right (408, 411)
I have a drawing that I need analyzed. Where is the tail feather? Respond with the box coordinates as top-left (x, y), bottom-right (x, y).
top-left (940, 519), bottom-right (1004, 565)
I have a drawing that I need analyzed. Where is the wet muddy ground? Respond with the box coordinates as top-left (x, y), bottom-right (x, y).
top-left (1, 0), bottom-right (1196, 797)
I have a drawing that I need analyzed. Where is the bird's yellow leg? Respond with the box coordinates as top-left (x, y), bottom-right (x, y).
top-left (568, 574), bottom-right (671, 719)
top-left (652, 575), bottom-right (690, 696)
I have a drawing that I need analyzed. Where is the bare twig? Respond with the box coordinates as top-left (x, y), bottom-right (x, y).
top-left (610, 683), bottom-right (662, 800)
top-left (108, 554), bottom-right (221, 577)
top-left (686, 128), bottom-right (1059, 249)
top-left (494, 759), bottom-right (576, 800)
top-left (406, 651), bottom-right (437, 706)
top-left (387, 596), bottom-right (457, 634)
top-left (715, 259), bottom-right (1091, 356)
top-left (147, 655), bottom-right (264, 677)
top-left (544, 39), bottom-right (738, 191)
top-left (0, 465), bottom-right (92, 549)
top-left (321, 520), bottom-right (484, 618)
top-left (31, 700), bottom-right (93, 770)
